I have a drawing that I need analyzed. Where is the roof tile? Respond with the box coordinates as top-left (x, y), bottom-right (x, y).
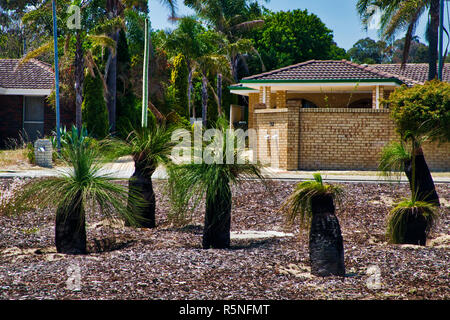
top-left (0, 58), bottom-right (54, 90)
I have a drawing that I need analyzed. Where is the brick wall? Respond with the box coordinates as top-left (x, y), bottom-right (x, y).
top-left (0, 95), bottom-right (75, 148)
top-left (253, 106), bottom-right (300, 170)
top-left (297, 109), bottom-right (450, 171)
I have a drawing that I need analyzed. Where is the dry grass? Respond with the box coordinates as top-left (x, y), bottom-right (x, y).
top-left (0, 149), bottom-right (29, 169)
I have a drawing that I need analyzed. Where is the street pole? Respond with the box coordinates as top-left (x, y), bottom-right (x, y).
top-left (141, 17), bottom-right (149, 128)
top-left (52, 0), bottom-right (61, 151)
top-left (438, 0), bottom-right (444, 80)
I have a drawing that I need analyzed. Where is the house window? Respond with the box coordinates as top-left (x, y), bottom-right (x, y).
top-left (23, 96), bottom-right (45, 142)
top-left (348, 99), bottom-right (372, 108)
top-left (302, 99), bottom-right (318, 108)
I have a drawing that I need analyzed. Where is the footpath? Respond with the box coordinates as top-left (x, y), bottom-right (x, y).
top-left (1, 157), bottom-right (450, 184)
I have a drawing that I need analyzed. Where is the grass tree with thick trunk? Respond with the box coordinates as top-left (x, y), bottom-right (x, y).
top-left (380, 80), bottom-right (450, 206)
top-left (379, 80), bottom-right (449, 245)
top-left (281, 173), bottom-right (345, 277)
top-left (167, 118), bottom-right (263, 249)
top-left (5, 126), bottom-right (142, 254)
top-left (105, 116), bottom-right (177, 228)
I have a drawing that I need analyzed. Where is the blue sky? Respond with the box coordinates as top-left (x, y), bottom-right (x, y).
top-left (149, 0), bottom-right (431, 51)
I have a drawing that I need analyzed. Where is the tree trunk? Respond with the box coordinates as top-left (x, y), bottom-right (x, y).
top-left (203, 184), bottom-right (232, 249)
top-left (309, 194), bottom-right (345, 277)
top-left (402, 208), bottom-right (428, 246)
top-left (55, 192), bottom-right (87, 254)
top-left (187, 65), bottom-right (193, 119)
top-left (74, 32), bottom-right (84, 131)
top-left (403, 148), bottom-right (440, 206)
top-left (202, 75), bottom-right (208, 127)
top-left (217, 73), bottom-right (222, 116)
top-left (428, 0), bottom-right (440, 80)
top-left (127, 158), bottom-right (156, 228)
top-left (107, 30), bottom-right (119, 134)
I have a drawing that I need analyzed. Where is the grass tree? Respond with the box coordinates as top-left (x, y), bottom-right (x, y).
top-left (386, 196), bottom-right (439, 246)
top-left (281, 173), bottom-right (345, 277)
top-left (107, 115), bottom-right (177, 228)
top-left (5, 127), bottom-right (142, 254)
top-left (167, 119), bottom-right (263, 249)
top-left (380, 80), bottom-right (450, 206)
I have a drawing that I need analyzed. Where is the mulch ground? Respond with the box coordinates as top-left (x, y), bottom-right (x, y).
top-left (0, 179), bottom-right (449, 300)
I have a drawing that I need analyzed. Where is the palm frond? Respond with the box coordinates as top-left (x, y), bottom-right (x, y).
top-left (86, 34), bottom-right (116, 55)
top-left (17, 41), bottom-right (53, 69)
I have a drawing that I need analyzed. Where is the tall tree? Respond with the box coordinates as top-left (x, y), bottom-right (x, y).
top-left (248, 9), bottom-right (348, 73)
top-left (357, 0), bottom-right (441, 80)
top-left (21, 0), bottom-right (117, 131)
top-left (185, 0), bottom-right (269, 82)
top-left (347, 37), bottom-right (389, 64)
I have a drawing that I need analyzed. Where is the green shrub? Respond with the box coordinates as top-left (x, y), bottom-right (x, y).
top-left (26, 142), bottom-right (35, 164)
top-left (82, 71), bottom-right (109, 139)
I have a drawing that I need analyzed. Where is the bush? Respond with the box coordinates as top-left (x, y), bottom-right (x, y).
top-left (26, 142), bottom-right (35, 164)
top-left (82, 71), bottom-right (109, 139)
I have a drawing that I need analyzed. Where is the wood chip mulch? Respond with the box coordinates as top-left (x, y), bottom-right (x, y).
top-left (0, 179), bottom-right (448, 300)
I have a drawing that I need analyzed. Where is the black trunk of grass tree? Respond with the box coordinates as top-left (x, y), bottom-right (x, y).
top-left (402, 208), bottom-right (428, 246)
top-left (282, 173), bottom-right (345, 277)
top-left (387, 199), bottom-right (437, 246)
top-left (203, 182), bottom-right (232, 249)
top-left (309, 194), bottom-right (345, 277)
top-left (55, 192), bottom-right (87, 254)
top-left (403, 149), bottom-right (440, 206)
top-left (127, 157), bottom-right (156, 228)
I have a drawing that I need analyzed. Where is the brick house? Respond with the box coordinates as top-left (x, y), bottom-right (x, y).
top-left (230, 60), bottom-right (450, 171)
top-left (0, 58), bottom-right (75, 148)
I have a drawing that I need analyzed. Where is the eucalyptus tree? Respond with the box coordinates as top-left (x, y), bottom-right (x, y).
top-left (357, 0), bottom-right (441, 80)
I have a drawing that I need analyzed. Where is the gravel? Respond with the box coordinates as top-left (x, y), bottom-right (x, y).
top-left (0, 179), bottom-right (448, 300)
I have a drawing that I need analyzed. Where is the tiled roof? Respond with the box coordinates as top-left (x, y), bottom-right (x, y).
top-left (241, 60), bottom-right (448, 86)
top-left (0, 58), bottom-right (54, 90)
top-left (369, 63), bottom-right (450, 84)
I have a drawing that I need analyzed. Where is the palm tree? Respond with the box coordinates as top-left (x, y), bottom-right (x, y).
top-left (167, 118), bottom-right (263, 248)
top-left (357, 0), bottom-right (440, 80)
top-left (5, 126), bottom-right (142, 254)
top-left (280, 173), bottom-right (345, 277)
top-left (141, 0), bottom-right (177, 127)
top-left (185, 0), bottom-right (268, 82)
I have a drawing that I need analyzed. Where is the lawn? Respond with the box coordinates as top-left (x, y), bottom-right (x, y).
top-left (0, 179), bottom-right (448, 300)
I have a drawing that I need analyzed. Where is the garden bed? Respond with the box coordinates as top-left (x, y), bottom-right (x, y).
top-left (0, 180), bottom-right (449, 300)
